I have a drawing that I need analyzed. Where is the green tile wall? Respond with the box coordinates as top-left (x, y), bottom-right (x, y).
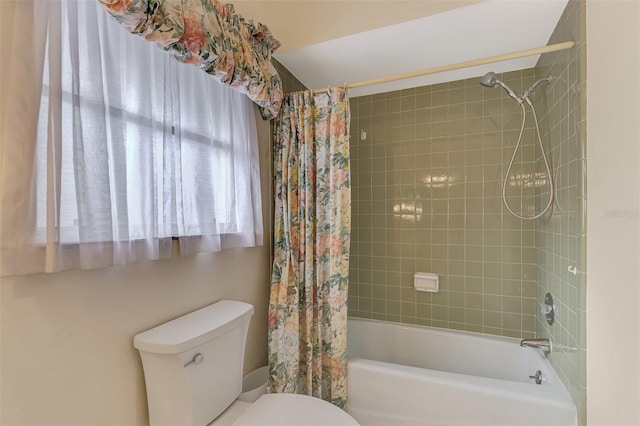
top-left (348, 69), bottom-right (541, 339)
top-left (533, 0), bottom-right (587, 424)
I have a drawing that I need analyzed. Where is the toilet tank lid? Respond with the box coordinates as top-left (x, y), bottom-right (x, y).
top-left (133, 300), bottom-right (254, 354)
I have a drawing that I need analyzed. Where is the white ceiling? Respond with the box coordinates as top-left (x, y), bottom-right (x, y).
top-left (268, 0), bottom-right (569, 97)
top-left (232, 1), bottom-right (486, 52)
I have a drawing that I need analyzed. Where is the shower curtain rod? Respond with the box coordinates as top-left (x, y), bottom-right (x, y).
top-left (312, 40), bottom-right (575, 94)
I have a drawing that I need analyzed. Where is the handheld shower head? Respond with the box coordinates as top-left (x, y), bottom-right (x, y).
top-left (479, 72), bottom-right (499, 88)
top-left (479, 72), bottom-right (523, 104)
top-left (478, 73), bottom-right (555, 220)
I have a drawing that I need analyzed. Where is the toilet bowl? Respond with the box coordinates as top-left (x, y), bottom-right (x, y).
top-left (133, 300), bottom-right (358, 426)
top-left (232, 394), bottom-right (357, 426)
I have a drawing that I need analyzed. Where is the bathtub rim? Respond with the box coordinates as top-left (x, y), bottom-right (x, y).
top-left (347, 316), bottom-right (528, 347)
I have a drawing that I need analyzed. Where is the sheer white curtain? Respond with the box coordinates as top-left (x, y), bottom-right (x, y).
top-left (0, 0), bottom-right (263, 276)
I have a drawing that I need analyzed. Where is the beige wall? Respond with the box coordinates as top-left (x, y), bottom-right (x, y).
top-left (0, 107), bottom-right (272, 426)
top-left (586, 0), bottom-right (640, 425)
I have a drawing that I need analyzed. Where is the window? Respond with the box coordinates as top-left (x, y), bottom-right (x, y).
top-left (1, 0), bottom-right (262, 276)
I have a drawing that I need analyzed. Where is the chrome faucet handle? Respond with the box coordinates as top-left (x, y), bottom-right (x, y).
top-left (540, 292), bottom-right (555, 325)
top-left (528, 370), bottom-right (544, 384)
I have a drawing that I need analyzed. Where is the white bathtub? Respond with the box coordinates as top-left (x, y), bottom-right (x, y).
top-left (346, 318), bottom-right (577, 426)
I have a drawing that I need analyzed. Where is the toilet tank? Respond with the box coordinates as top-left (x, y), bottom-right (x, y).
top-left (133, 300), bottom-right (254, 426)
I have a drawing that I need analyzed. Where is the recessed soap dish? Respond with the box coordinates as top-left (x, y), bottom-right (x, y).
top-left (414, 272), bottom-right (439, 292)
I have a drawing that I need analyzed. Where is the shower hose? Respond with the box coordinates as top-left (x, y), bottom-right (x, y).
top-left (503, 97), bottom-right (554, 220)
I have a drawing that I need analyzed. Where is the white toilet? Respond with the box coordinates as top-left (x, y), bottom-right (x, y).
top-left (133, 300), bottom-right (359, 426)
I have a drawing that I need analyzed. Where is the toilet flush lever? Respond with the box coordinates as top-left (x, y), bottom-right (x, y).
top-left (184, 353), bottom-right (204, 368)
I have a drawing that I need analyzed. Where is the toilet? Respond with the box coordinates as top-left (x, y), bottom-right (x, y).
top-left (133, 300), bottom-right (359, 426)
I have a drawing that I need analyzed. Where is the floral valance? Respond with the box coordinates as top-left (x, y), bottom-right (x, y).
top-left (98, 0), bottom-right (283, 119)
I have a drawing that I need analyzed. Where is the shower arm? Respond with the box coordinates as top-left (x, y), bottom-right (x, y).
top-left (523, 77), bottom-right (553, 100)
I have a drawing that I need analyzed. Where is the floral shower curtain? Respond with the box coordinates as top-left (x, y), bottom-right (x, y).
top-left (268, 88), bottom-right (351, 408)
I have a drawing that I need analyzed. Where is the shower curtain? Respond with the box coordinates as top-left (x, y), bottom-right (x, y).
top-left (268, 87), bottom-right (351, 408)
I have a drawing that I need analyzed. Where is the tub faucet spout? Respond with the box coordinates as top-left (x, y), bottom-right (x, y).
top-left (520, 338), bottom-right (552, 353)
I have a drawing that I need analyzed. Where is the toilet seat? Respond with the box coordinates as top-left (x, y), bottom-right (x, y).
top-left (232, 394), bottom-right (359, 426)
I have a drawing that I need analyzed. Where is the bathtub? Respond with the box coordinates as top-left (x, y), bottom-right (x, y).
top-left (346, 318), bottom-right (577, 426)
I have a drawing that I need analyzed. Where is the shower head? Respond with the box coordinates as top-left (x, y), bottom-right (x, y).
top-left (479, 72), bottom-right (499, 88)
top-left (479, 72), bottom-right (523, 104)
